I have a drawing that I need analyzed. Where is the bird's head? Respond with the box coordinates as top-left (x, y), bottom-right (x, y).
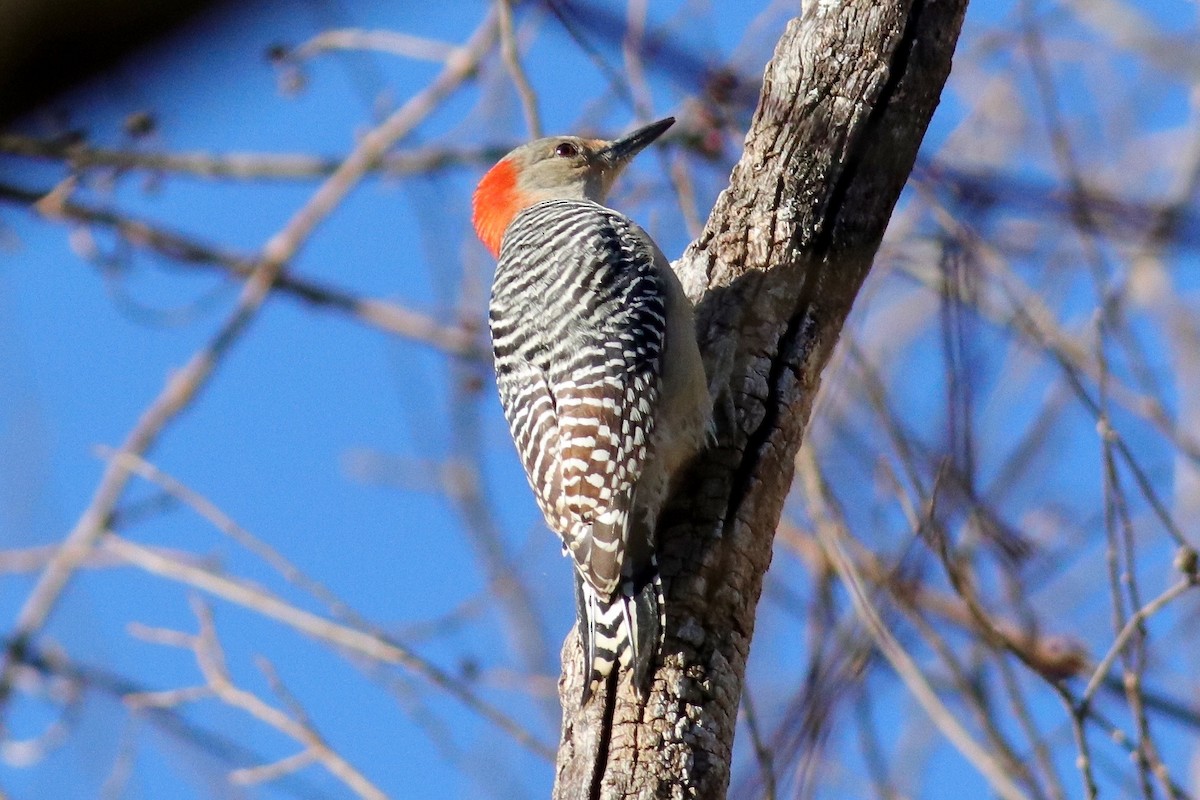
top-left (471, 116), bottom-right (674, 256)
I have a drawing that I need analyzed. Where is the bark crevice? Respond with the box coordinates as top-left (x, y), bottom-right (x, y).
top-left (554, 1), bottom-right (969, 797)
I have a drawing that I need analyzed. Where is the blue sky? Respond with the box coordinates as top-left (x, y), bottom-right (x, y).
top-left (2, 0), bottom-right (1198, 798)
top-left (1, 2), bottom-right (770, 796)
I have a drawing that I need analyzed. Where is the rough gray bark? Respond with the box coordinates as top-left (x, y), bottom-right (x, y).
top-left (553, 0), bottom-right (969, 797)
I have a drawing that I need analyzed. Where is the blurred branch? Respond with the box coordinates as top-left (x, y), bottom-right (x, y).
top-left (804, 451), bottom-right (1031, 800)
top-left (894, 232), bottom-right (1200, 466)
top-left (3, 0), bottom-right (1197, 794)
top-left (554, 0), bottom-right (970, 794)
top-left (0, 5), bottom-right (501, 725)
top-left (497, 0), bottom-right (543, 138)
top-left (0, 135), bottom-right (508, 178)
top-left (99, 437), bottom-right (554, 743)
top-left (9, 134), bottom-right (1200, 249)
top-left (777, 519), bottom-right (1087, 682)
top-left (1082, 569), bottom-right (1199, 706)
top-left (788, 445), bottom-right (1071, 798)
top-left (916, 160), bottom-right (1200, 249)
top-left (0, 182), bottom-right (485, 358)
top-left (100, 447), bottom-right (397, 634)
top-left (293, 29), bottom-right (463, 62)
top-left (127, 599), bottom-right (388, 799)
top-left (621, 0), bottom-right (705, 237)
top-left (918, 200), bottom-right (1197, 551)
top-left (102, 532), bottom-right (555, 759)
top-left (739, 683), bottom-right (777, 800)
top-left (0, 542), bottom-right (204, 574)
top-left (12, 640), bottom-right (331, 798)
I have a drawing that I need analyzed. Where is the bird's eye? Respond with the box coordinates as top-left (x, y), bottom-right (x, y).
top-left (554, 142), bottom-right (579, 158)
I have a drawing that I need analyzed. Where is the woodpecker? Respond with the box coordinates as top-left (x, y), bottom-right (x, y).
top-left (473, 117), bottom-right (710, 700)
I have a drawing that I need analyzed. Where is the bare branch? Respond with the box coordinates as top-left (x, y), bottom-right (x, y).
top-left (295, 29), bottom-right (463, 63)
top-left (102, 532), bottom-right (555, 759)
top-left (0, 10), bottom-right (502, 714)
top-left (497, 0), bottom-right (543, 138)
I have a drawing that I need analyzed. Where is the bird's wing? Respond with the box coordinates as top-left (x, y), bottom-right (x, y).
top-left (555, 324), bottom-right (661, 596)
top-left (491, 201), bottom-right (666, 598)
top-left (493, 359), bottom-right (564, 528)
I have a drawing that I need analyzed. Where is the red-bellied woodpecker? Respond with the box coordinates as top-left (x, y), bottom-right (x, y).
top-left (472, 117), bottom-right (711, 700)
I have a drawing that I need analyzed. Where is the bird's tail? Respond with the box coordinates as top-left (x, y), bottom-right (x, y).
top-left (574, 559), bottom-right (663, 704)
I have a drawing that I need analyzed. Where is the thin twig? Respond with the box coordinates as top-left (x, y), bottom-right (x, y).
top-left (740, 683), bottom-right (777, 800)
top-left (295, 29), bottom-right (463, 62)
top-left (798, 449), bottom-right (1032, 800)
top-left (497, 0), bottom-right (543, 138)
top-left (98, 448), bottom-right (380, 634)
top-left (138, 599), bottom-right (388, 799)
top-left (1082, 578), bottom-right (1197, 706)
top-left (0, 181), bottom-right (481, 354)
top-left (103, 533), bottom-right (555, 759)
top-left (0, 137), bottom-right (507, 179)
top-left (0, 10), bottom-right (501, 713)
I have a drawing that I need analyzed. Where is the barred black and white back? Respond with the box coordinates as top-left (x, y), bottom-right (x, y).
top-left (490, 198), bottom-right (708, 698)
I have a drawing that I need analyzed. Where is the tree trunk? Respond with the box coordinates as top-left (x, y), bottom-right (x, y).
top-left (552, 0), bottom-right (969, 797)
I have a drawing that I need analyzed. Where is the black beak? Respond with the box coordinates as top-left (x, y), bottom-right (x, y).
top-left (599, 116), bottom-right (675, 165)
